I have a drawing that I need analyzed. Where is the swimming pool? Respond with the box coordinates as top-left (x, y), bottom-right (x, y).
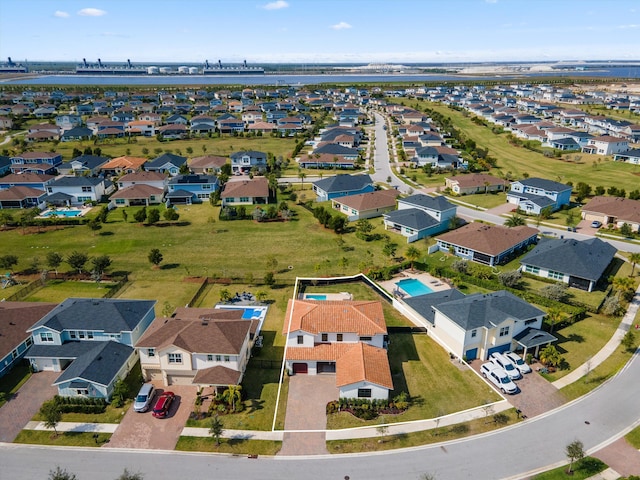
top-left (41, 209), bottom-right (83, 218)
top-left (305, 294), bottom-right (327, 300)
top-left (396, 278), bottom-right (433, 297)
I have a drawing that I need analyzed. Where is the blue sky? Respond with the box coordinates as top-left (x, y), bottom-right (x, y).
top-left (1, 0), bottom-right (639, 64)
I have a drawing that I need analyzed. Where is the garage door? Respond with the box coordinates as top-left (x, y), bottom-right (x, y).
top-left (167, 375), bottom-right (194, 386)
top-left (37, 358), bottom-right (56, 371)
top-left (487, 344), bottom-right (510, 359)
top-left (465, 348), bottom-right (478, 361)
top-left (292, 363), bottom-right (308, 374)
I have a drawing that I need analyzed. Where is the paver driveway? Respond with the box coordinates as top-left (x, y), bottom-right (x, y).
top-left (279, 374), bottom-right (338, 456)
top-left (104, 384), bottom-right (196, 450)
top-left (0, 371), bottom-right (58, 443)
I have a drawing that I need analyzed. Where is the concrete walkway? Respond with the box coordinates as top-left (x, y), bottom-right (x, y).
top-left (25, 421), bottom-right (118, 434)
top-left (553, 284), bottom-right (640, 389)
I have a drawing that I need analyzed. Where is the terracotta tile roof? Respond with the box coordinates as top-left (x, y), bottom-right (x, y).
top-left (135, 309), bottom-right (248, 355)
top-left (101, 156), bottom-right (147, 169)
top-left (333, 189), bottom-right (399, 211)
top-left (0, 302), bottom-right (57, 359)
top-left (437, 223), bottom-right (539, 256)
top-left (285, 342), bottom-right (354, 361)
top-left (582, 196), bottom-right (640, 223)
top-left (283, 300), bottom-right (387, 336)
top-left (336, 342), bottom-right (393, 389)
top-left (221, 177), bottom-right (269, 199)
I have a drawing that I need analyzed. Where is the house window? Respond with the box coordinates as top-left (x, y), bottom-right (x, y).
top-left (11, 349), bottom-right (18, 359)
top-left (360, 336), bottom-right (372, 342)
top-left (78, 331), bottom-right (85, 339)
top-left (548, 270), bottom-right (564, 280)
top-left (26, 337), bottom-right (33, 347)
top-left (81, 186), bottom-right (92, 192)
top-left (168, 353), bottom-right (182, 364)
top-left (224, 356), bottom-right (230, 362)
top-left (525, 265), bottom-right (540, 274)
top-left (207, 355), bottom-right (214, 361)
top-left (69, 331), bottom-right (77, 339)
top-left (40, 332), bottom-right (53, 342)
top-left (357, 388), bottom-right (372, 398)
top-left (87, 331), bottom-right (93, 339)
top-left (202, 184), bottom-right (211, 190)
top-left (147, 348), bottom-right (155, 357)
top-left (216, 355), bottom-right (222, 361)
top-left (76, 389), bottom-right (89, 395)
top-left (457, 247), bottom-right (470, 255)
top-left (297, 335), bottom-right (304, 345)
top-left (471, 329), bottom-right (477, 338)
top-left (321, 333), bottom-right (328, 342)
top-left (115, 199), bottom-right (125, 205)
top-left (499, 326), bottom-right (510, 337)
top-left (239, 197), bottom-right (249, 202)
top-left (337, 334), bottom-right (343, 342)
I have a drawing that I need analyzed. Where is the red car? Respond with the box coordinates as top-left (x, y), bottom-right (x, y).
top-left (152, 391), bottom-right (175, 418)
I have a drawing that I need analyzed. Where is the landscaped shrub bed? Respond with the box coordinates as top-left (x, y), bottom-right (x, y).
top-left (326, 393), bottom-right (410, 421)
top-left (47, 395), bottom-right (107, 414)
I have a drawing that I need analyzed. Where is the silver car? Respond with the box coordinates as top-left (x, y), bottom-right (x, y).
top-left (133, 383), bottom-right (155, 412)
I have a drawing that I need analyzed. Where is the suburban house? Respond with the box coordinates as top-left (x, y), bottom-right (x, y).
top-left (0, 173), bottom-right (55, 191)
top-left (283, 299), bottom-right (393, 400)
top-left (135, 308), bottom-right (256, 388)
top-left (331, 189), bottom-right (400, 221)
top-left (0, 156), bottom-right (11, 176)
top-left (230, 150), bottom-right (267, 174)
top-left (10, 152), bottom-right (63, 174)
top-left (445, 173), bottom-right (508, 196)
top-left (109, 184), bottom-right (165, 208)
top-left (221, 176), bottom-right (270, 206)
top-left (58, 155), bottom-right (110, 176)
top-left (165, 174), bottom-right (219, 205)
top-left (520, 238), bottom-right (616, 292)
top-left (312, 174), bottom-right (375, 202)
top-left (45, 176), bottom-right (113, 205)
top-left (313, 143), bottom-right (359, 160)
top-left (507, 177), bottom-right (572, 214)
top-left (613, 148), bottom-right (640, 165)
top-left (100, 156), bottom-right (147, 176)
top-left (24, 298), bottom-right (156, 399)
top-left (383, 194), bottom-right (457, 243)
top-left (0, 302), bottom-right (57, 378)
top-left (581, 135), bottom-right (629, 155)
top-left (157, 124), bottom-right (188, 140)
top-left (144, 153), bottom-right (187, 176)
top-left (117, 171), bottom-right (168, 190)
top-left (188, 155), bottom-right (228, 174)
top-left (298, 153), bottom-right (355, 170)
top-left (581, 196), bottom-right (640, 233)
top-left (60, 126), bottom-right (94, 142)
top-left (403, 290), bottom-right (548, 361)
top-left (126, 120), bottom-right (157, 137)
top-left (436, 223), bottom-right (539, 266)
top-left (0, 186), bottom-right (47, 210)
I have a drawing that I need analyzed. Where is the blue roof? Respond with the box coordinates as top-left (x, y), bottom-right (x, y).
top-left (507, 191), bottom-right (556, 209)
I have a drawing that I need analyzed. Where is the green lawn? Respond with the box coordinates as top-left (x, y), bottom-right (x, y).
top-left (531, 457), bottom-right (607, 480)
top-left (176, 436), bottom-right (281, 455)
top-left (326, 333), bottom-right (501, 429)
top-left (449, 191), bottom-right (508, 210)
top-left (13, 430), bottom-right (112, 447)
top-left (0, 363), bottom-right (31, 409)
top-left (625, 424), bottom-right (640, 449)
top-left (25, 279), bottom-right (117, 303)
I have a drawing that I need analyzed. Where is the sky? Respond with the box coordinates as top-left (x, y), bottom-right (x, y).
top-left (1, 0), bottom-right (639, 64)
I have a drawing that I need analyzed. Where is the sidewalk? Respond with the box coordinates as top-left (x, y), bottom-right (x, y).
top-left (24, 421), bottom-right (119, 433)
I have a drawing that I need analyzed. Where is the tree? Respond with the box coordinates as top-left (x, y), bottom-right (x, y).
top-left (97, 205), bottom-right (109, 223)
top-left (622, 330), bottom-right (637, 353)
top-left (87, 217), bottom-right (102, 234)
top-left (179, 163), bottom-right (190, 175)
top-left (574, 182), bottom-right (592, 203)
top-left (329, 215), bottom-right (347, 234)
top-left (498, 270), bottom-right (522, 288)
top-left (0, 254), bottom-right (19, 272)
top-left (265, 254), bottom-right (278, 273)
top-left (539, 345), bottom-right (563, 368)
top-left (116, 469), bottom-right (144, 480)
top-left (405, 245), bottom-right (421, 270)
top-left (0, 210), bottom-right (14, 227)
top-left (66, 251), bottom-right (88, 274)
top-left (338, 256), bottom-right (349, 272)
top-left (620, 222), bottom-right (634, 237)
top-left (91, 255), bottom-right (112, 277)
top-left (219, 289), bottom-right (232, 302)
top-left (209, 414), bottom-right (224, 446)
top-left (630, 253), bottom-right (640, 277)
top-left (382, 240), bottom-right (398, 263)
top-left (122, 209), bottom-right (128, 223)
top-left (133, 207), bottom-right (147, 223)
top-left (163, 207), bottom-right (179, 221)
top-left (565, 440), bottom-right (585, 473)
top-left (594, 185), bottom-right (605, 196)
top-left (48, 467), bottom-right (77, 480)
top-left (263, 271), bottom-right (275, 286)
top-left (46, 251), bottom-right (63, 277)
top-left (297, 169), bottom-right (306, 186)
top-left (41, 400), bottom-right (62, 436)
top-left (545, 307), bottom-right (564, 334)
top-left (611, 275), bottom-right (636, 302)
top-left (111, 378), bottom-right (128, 408)
top-left (504, 214), bottom-right (526, 228)
top-left (540, 283), bottom-right (568, 302)
top-left (222, 384), bottom-right (242, 412)
top-left (147, 208), bottom-right (160, 225)
top-left (148, 248), bottom-right (163, 267)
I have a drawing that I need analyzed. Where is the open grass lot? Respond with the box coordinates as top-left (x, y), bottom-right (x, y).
top-left (326, 333), bottom-right (501, 429)
top-left (24, 279), bottom-right (116, 303)
top-left (531, 457), bottom-right (607, 480)
top-left (450, 191), bottom-right (508, 210)
top-left (327, 409), bottom-right (520, 453)
top-left (0, 363), bottom-right (31, 409)
top-left (13, 430), bottom-right (111, 447)
top-left (176, 436), bottom-right (281, 455)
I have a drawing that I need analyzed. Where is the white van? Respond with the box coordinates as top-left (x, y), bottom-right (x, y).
top-left (133, 383), bottom-right (155, 412)
top-left (490, 352), bottom-right (522, 380)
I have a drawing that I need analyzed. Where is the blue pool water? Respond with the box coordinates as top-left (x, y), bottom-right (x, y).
top-left (396, 278), bottom-right (433, 297)
top-left (42, 209), bottom-right (82, 218)
top-left (240, 308), bottom-right (261, 319)
top-left (305, 294), bottom-right (327, 300)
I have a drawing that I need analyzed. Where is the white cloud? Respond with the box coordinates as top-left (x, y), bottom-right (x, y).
top-left (262, 1), bottom-right (289, 10)
top-left (618, 24), bottom-right (640, 29)
top-left (54, 10), bottom-right (70, 18)
top-left (330, 21), bottom-right (352, 30)
top-left (485, 0), bottom-right (498, 3)
top-left (78, 8), bottom-right (107, 16)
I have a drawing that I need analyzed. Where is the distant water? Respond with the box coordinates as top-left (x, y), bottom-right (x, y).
top-left (3, 67), bottom-right (640, 86)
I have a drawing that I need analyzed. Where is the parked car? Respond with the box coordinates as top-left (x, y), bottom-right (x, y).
top-left (591, 220), bottom-right (602, 228)
top-left (133, 383), bottom-right (156, 413)
top-left (489, 352), bottom-right (522, 380)
top-left (480, 362), bottom-right (518, 394)
top-left (152, 391), bottom-right (175, 418)
top-left (504, 351), bottom-right (532, 374)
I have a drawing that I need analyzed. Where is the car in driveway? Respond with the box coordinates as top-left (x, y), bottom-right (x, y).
top-left (505, 351), bottom-right (532, 374)
top-left (490, 352), bottom-right (522, 380)
top-left (481, 362), bottom-right (518, 394)
top-left (591, 220), bottom-right (602, 228)
top-left (152, 391), bottom-right (175, 418)
top-left (133, 383), bottom-right (156, 413)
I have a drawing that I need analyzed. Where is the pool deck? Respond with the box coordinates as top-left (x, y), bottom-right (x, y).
top-left (38, 205), bottom-right (93, 218)
top-left (302, 292), bottom-right (353, 301)
top-left (378, 270), bottom-right (451, 299)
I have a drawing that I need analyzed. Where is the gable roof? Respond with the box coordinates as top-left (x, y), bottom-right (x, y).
top-left (189, 155), bottom-right (228, 169)
top-left (28, 298), bottom-right (156, 334)
top-left (436, 223), bottom-right (539, 256)
top-left (118, 171), bottom-right (167, 183)
top-left (110, 184), bottom-right (164, 200)
top-left (513, 177), bottom-right (571, 192)
top-left (582, 196), bottom-right (640, 223)
top-left (101, 156), bottom-right (147, 170)
top-left (313, 174), bottom-right (373, 194)
top-left (0, 173), bottom-right (55, 185)
top-left (49, 176), bottom-right (105, 187)
top-left (53, 341), bottom-right (133, 387)
top-left (521, 237), bottom-right (616, 282)
top-left (399, 194), bottom-right (454, 212)
top-left (0, 302), bottom-right (57, 359)
top-left (384, 208), bottom-right (440, 230)
top-left (146, 152), bottom-right (187, 169)
top-left (284, 299), bottom-right (386, 336)
top-left (230, 150), bottom-right (266, 160)
top-left (333, 189), bottom-right (399, 211)
top-left (65, 155), bottom-right (110, 169)
top-left (0, 185), bottom-right (46, 200)
top-left (403, 289), bottom-right (466, 325)
top-left (446, 173), bottom-right (507, 189)
top-left (336, 342), bottom-right (393, 389)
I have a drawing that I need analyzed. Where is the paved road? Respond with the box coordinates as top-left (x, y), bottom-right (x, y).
top-left (371, 112), bottom-right (411, 193)
top-left (2, 349), bottom-right (639, 479)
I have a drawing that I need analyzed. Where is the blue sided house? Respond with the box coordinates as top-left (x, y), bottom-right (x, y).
top-left (383, 194), bottom-right (457, 243)
top-left (144, 152), bottom-right (188, 177)
top-left (507, 177), bottom-right (572, 214)
top-left (166, 174), bottom-right (219, 205)
top-left (312, 174), bottom-right (374, 202)
top-left (24, 298), bottom-right (156, 399)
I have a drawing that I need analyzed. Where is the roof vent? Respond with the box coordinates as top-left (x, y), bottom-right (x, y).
top-left (9, 322), bottom-right (15, 325)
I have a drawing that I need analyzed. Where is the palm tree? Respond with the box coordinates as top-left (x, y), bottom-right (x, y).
top-left (545, 307), bottom-right (563, 334)
top-left (209, 414), bottom-right (224, 446)
top-left (611, 276), bottom-right (636, 301)
top-left (504, 214), bottom-right (526, 228)
top-left (221, 384), bottom-right (242, 412)
top-left (297, 169), bottom-right (306, 187)
top-left (405, 245), bottom-right (421, 271)
top-left (539, 344), bottom-right (562, 368)
top-left (629, 253), bottom-right (640, 277)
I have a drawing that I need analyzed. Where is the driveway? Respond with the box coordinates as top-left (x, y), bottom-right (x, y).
top-left (279, 374), bottom-right (338, 456)
top-left (0, 371), bottom-right (58, 443)
top-left (104, 384), bottom-right (196, 450)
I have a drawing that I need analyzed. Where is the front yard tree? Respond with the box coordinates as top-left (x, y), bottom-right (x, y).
top-left (504, 214), bottom-right (526, 228)
top-left (41, 401), bottom-right (62, 437)
top-left (46, 252), bottom-right (63, 277)
top-left (620, 222), bottom-right (633, 237)
top-left (222, 384), bottom-right (242, 412)
top-left (565, 440), bottom-right (585, 473)
top-left (148, 248), bottom-right (163, 267)
top-left (630, 253), bottom-right (640, 277)
top-left (539, 344), bottom-right (563, 368)
top-left (209, 414), bottom-right (224, 446)
top-left (611, 276), bottom-right (636, 302)
top-left (0, 254), bottom-right (19, 272)
top-left (66, 251), bottom-right (88, 274)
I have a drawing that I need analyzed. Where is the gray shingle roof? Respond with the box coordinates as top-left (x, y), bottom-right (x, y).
top-left (434, 290), bottom-right (545, 331)
top-left (28, 298), bottom-right (156, 334)
top-left (146, 153), bottom-right (187, 169)
top-left (515, 177), bottom-right (571, 192)
top-left (507, 191), bottom-right (556, 208)
top-left (53, 341), bottom-right (133, 387)
top-left (384, 208), bottom-right (440, 230)
top-left (314, 174), bottom-right (373, 193)
top-left (313, 144), bottom-right (359, 156)
top-left (404, 289), bottom-right (466, 325)
top-left (520, 238), bottom-right (616, 282)
top-left (399, 194), bottom-right (454, 212)
top-left (50, 176), bottom-right (105, 187)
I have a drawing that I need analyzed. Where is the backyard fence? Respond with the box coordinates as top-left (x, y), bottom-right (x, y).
top-left (3, 279), bottom-right (44, 302)
top-left (102, 275), bottom-right (129, 299)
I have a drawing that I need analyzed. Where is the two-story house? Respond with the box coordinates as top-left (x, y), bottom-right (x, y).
top-left (582, 135), bottom-right (629, 155)
top-left (58, 155), bottom-right (110, 176)
top-left (10, 152), bottom-right (62, 174)
top-left (383, 194), bottom-right (457, 243)
top-left (507, 177), bottom-right (572, 214)
top-left (144, 153), bottom-right (187, 176)
top-left (230, 150), bottom-right (267, 174)
top-left (46, 176), bottom-right (113, 205)
top-left (24, 298), bottom-right (156, 399)
top-left (166, 174), bottom-right (219, 205)
top-left (136, 308), bottom-right (256, 388)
